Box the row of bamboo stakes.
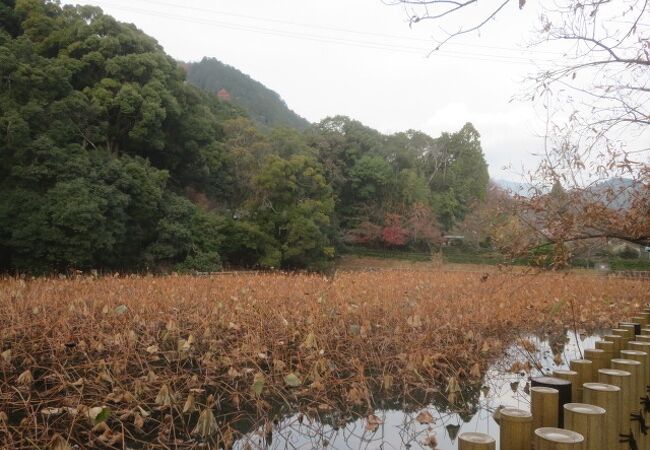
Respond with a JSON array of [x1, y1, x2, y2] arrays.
[[457, 308, 650, 450]]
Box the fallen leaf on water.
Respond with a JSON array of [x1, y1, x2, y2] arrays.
[[365, 414, 383, 432], [416, 410, 434, 424]]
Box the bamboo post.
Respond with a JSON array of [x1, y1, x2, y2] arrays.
[[595, 340, 615, 366], [531, 377, 571, 424], [621, 350, 650, 449], [583, 348, 606, 381], [612, 328, 633, 348], [640, 312, 650, 324], [531, 387, 560, 431], [627, 341, 650, 384], [583, 382, 622, 450], [563, 403, 606, 450], [616, 352, 647, 450], [635, 335, 650, 343], [642, 327, 650, 336], [499, 408, 532, 450], [632, 316, 648, 326], [611, 358, 642, 413], [533, 428, 584, 450], [552, 369, 579, 404], [459, 432, 496, 450], [620, 350, 648, 399], [569, 359, 593, 402], [598, 368, 633, 449], [602, 334, 624, 357], [620, 322, 641, 337]]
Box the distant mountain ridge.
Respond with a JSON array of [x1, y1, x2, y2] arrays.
[[494, 177, 639, 209], [493, 179, 537, 197], [183, 57, 310, 130]]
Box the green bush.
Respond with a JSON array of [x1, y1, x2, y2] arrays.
[[175, 251, 222, 273]]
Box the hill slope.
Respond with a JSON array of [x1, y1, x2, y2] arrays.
[[184, 58, 310, 130]]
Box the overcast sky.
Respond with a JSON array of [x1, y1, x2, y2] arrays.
[[68, 0, 563, 181]]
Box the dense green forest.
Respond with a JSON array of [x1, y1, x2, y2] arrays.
[[0, 0, 489, 274], [184, 57, 310, 131]]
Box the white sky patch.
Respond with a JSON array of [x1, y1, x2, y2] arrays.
[[68, 0, 562, 181]]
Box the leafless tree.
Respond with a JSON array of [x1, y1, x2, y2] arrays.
[[386, 0, 650, 256]]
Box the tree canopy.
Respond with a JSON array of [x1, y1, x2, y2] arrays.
[[0, 0, 491, 274]]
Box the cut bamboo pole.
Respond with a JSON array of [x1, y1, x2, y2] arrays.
[[459, 432, 496, 450], [584, 348, 606, 381], [583, 382, 622, 450], [627, 341, 650, 384], [599, 368, 633, 449], [620, 322, 641, 337], [569, 359, 593, 402], [612, 328, 633, 348], [602, 334, 624, 357], [531, 387, 560, 430], [552, 369, 579, 404], [620, 350, 648, 399], [563, 403, 606, 450], [534, 427, 584, 450], [595, 340, 615, 366], [531, 377, 571, 424], [499, 408, 532, 450], [611, 358, 642, 413], [616, 352, 647, 450], [621, 348, 650, 450], [639, 312, 650, 325]]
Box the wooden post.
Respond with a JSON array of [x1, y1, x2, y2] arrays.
[[633, 316, 648, 326], [531, 377, 571, 424], [621, 348, 650, 449], [602, 334, 624, 357], [620, 350, 648, 399], [620, 322, 641, 337], [595, 340, 615, 366], [612, 328, 633, 348], [499, 408, 532, 450], [598, 368, 633, 449], [635, 335, 650, 343], [641, 327, 650, 336], [569, 359, 593, 402], [611, 358, 642, 413], [563, 403, 606, 450], [584, 348, 606, 381], [552, 369, 579, 404], [583, 382, 622, 450], [615, 353, 647, 450], [459, 432, 496, 450], [627, 341, 650, 384], [531, 387, 560, 430], [534, 428, 584, 450], [640, 312, 650, 325]]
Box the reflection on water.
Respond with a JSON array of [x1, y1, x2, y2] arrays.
[[231, 330, 601, 450]]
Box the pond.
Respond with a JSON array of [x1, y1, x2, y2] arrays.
[[232, 330, 601, 450]]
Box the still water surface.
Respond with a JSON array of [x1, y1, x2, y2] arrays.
[[233, 331, 601, 450]]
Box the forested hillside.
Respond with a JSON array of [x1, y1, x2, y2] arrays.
[[0, 0, 489, 274], [184, 57, 310, 130]]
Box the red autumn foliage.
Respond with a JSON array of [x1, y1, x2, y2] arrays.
[[381, 214, 408, 246]]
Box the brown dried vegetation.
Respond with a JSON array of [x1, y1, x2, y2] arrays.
[[0, 271, 645, 448]]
